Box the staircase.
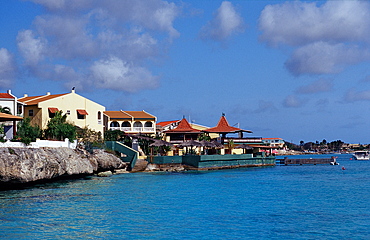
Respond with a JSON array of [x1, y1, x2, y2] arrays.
[[105, 141, 139, 171]]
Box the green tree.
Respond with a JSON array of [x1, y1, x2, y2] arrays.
[[14, 117, 42, 145], [77, 126, 104, 149], [0, 105, 12, 114], [44, 111, 76, 141], [0, 123, 5, 142], [104, 129, 125, 141]]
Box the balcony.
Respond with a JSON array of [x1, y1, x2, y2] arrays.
[[108, 127, 155, 133]]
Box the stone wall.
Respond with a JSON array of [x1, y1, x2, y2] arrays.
[[0, 147, 126, 187]]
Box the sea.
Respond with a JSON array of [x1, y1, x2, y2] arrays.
[[1, 154, 370, 239]]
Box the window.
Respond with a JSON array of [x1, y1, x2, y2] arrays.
[[122, 121, 131, 127], [133, 122, 143, 127], [144, 121, 153, 127], [28, 109, 34, 117], [17, 105, 22, 115], [76, 109, 88, 119], [48, 108, 59, 118], [66, 110, 71, 115], [110, 121, 119, 127], [97, 111, 101, 120]]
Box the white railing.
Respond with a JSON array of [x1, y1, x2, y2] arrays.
[[108, 127, 155, 133], [0, 138, 77, 149]]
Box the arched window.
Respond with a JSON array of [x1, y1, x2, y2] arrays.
[[122, 121, 131, 127], [110, 121, 119, 127], [98, 111, 101, 120], [144, 121, 153, 127], [133, 122, 143, 127]]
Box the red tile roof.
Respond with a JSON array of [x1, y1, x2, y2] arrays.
[[18, 93, 68, 105], [0, 112, 23, 121], [124, 111, 155, 119], [157, 120, 179, 127], [165, 118, 200, 133], [104, 111, 132, 119], [204, 116, 252, 133], [0, 93, 14, 99], [104, 110, 155, 120]]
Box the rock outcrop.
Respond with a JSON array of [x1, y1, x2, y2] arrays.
[[0, 147, 127, 186]]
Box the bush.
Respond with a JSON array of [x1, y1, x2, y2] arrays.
[[44, 111, 76, 141], [14, 117, 42, 145]]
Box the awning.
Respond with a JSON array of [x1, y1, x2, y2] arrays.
[[0, 112, 23, 122], [77, 109, 88, 115], [48, 107, 59, 113]]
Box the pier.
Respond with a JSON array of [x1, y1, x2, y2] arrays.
[[277, 156, 337, 165]]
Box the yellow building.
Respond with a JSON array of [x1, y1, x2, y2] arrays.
[[104, 110, 156, 135], [18, 89, 105, 133]]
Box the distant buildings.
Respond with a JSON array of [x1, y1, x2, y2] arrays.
[[2, 89, 290, 155]]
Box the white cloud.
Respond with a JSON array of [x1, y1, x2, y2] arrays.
[[296, 78, 333, 94], [17, 30, 46, 66], [200, 1, 244, 42], [0, 48, 16, 88], [259, 1, 370, 46], [17, 0, 180, 92], [90, 56, 159, 92], [283, 95, 305, 108], [345, 88, 370, 102], [259, 1, 370, 76], [253, 100, 277, 113], [286, 42, 370, 75]]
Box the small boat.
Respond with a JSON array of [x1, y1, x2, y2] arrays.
[[352, 151, 370, 160], [330, 157, 339, 165]]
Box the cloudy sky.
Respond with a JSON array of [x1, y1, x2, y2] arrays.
[[1, 0, 370, 144]]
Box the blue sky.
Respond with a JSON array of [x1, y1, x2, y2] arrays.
[[1, 0, 370, 144]]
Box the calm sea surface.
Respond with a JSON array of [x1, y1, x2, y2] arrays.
[[1, 154, 370, 239]]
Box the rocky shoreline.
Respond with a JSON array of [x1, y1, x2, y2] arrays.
[[0, 147, 128, 190]]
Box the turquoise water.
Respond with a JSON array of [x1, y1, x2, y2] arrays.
[[1, 154, 370, 239]]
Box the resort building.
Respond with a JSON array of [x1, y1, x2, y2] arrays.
[[0, 90, 24, 139], [104, 110, 156, 136], [157, 120, 219, 139], [163, 118, 201, 143], [262, 138, 285, 148], [18, 89, 105, 133]]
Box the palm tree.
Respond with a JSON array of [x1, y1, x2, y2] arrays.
[[0, 105, 12, 115]]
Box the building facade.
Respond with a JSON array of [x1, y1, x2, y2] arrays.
[[18, 89, 105, 133], [104, 110, 156, 135], [0, 90, 24, 139]]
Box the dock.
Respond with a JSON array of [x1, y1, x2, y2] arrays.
[[277, 156, 337, 165]]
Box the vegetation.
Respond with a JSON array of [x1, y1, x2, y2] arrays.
[[293, 139, 346, 152], [104, 129, 125, 141], [44, 111, 76, 141], [0, 123, 5, 142], [0, 105, 12, 115], [76, 126, 104, 150], [198, 133, 211, 142], [14, 117, 42, 145]]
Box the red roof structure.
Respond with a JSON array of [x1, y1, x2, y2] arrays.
[[164, 118, 200, 133], [157, 120, 179, 127], [0, 93, 14, 99], [204, 115, 252, 134]]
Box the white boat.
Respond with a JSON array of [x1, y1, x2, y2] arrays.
[[353, 151, 370, 160], [330, 157, 339, 165]]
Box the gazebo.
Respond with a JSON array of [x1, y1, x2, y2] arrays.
[[163, 118, 201, 143], [203, 114, 253, 154], [203, 114, 252, 141], [0, 112, 23, 139]]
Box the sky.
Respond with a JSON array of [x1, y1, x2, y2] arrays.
[[1, 0, 370, 144]]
